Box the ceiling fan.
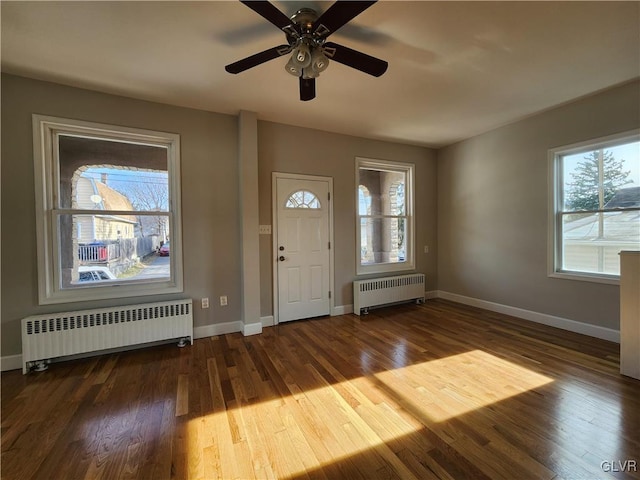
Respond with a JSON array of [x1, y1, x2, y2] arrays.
[[225, 0, 388, 101]]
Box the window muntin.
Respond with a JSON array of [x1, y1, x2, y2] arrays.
[[356, 158, 414, 275], [550, 132, 640, 281], [33, 115, 183, 304], [285, 190, 321, 209]]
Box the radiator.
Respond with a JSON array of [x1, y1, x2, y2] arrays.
[[21, 299, 193, 374], [353, 273, 425, 315]]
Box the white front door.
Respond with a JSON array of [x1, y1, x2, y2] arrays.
[[275, 176, 331, 323]]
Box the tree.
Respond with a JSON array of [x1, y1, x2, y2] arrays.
[[565, 150, 631, 211], [114, 177, 169, 239]]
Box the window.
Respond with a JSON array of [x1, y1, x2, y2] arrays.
[[356, 158, 414, 275], [33, 115, 183, 304], [549, 131, 640, 283], [285, 190, 321, 209]]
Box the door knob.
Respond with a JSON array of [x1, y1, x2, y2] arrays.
[[279, 256, 285, 262], [279, 246, 285, 251]]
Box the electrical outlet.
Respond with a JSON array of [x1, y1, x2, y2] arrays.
[[424, 245, 429, 254], [220, 295, 228, 306], [201, 298, 209, 309]]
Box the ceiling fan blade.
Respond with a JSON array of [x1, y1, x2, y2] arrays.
[[225, 45, 291, 74], [312, 1, 377, 38], [300, 77, 316, 101], [240, 1, 298, 33], [324, 42, 388, 77]]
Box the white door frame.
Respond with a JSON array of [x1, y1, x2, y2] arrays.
[[272, 172, 335, 325]]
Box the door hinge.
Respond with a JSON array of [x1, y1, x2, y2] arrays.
[[328, 192, 331, 201], [329, 291, 331, 299], [328, 241, 331, 249]]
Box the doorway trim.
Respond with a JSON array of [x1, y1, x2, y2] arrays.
[[272, 172, 335, 325]]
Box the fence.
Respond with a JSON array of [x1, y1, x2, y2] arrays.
[[78, 243, 120, 263], [78, 237, 160, 275], [137, 236, 160, 259]]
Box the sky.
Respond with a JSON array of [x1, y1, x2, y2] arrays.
[[563, 140, 640, 189], [81, 167, 169, 212], [82, 167, 168, 191]]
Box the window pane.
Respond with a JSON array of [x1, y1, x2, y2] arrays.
[[358, 186, 371, 215], [562, 141, 640, 212], [360, 217, 407, 265], [57, 214, 170, 288], [59, 135, 169, 212], [358, 168, 406, 215], [562, 210, 640, 275], [285, 190, 321, 209]]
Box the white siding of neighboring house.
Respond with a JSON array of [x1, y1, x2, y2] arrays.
[[94, 216, 135, 241], [74, 176, 137, 243], [75, 176, 98, 209], [76, 216, 95, 244], [564, 210, 640, 274], [75, 176, 99, 243]]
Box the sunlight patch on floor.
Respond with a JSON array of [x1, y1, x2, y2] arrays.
[[373, 349, 554, 423], [182, 350, 554, 479]]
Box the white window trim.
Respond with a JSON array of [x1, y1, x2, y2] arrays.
[[33, 114, 184, 304], [547, 129, 640, 285], [355, 157, 415, 276]]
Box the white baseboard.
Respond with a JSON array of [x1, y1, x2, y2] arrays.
[[425, 290, 438, 300], [333, 304, 353, 315], [194, 321, 243, 339], [1, 354, 23, 372], [261, 315, 274, 328], [195, 320, 263, 338], [243, 322, 262, 336], [436, 290, 620, 343]]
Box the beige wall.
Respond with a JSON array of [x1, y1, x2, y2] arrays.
[[1, 74, 242, 356], [3, 71, 634, 360], [1, 74, 438, 358], [437, 80, 640, 330], [257, 121, 438, 316]]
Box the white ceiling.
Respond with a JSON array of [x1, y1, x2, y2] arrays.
[[2, 1, 638, 148]]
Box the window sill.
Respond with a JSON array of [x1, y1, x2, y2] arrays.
[[39, 280, 183, 305], [357, 261, 415, 277], [548, 271, 620, 286]]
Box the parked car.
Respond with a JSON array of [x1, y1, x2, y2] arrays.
[[78, 266, 117, 282], [159, 242, 170, 256]]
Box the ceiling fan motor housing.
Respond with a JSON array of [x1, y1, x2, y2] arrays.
[[290, 8, 318, 33], [286, 9, 326, 55]]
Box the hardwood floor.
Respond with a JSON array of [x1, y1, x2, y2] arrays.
[[2, 299, 639, 479]]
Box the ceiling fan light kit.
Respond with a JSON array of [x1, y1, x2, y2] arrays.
[[225, 0, 388, 101], [288, 42, 329, 79]]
